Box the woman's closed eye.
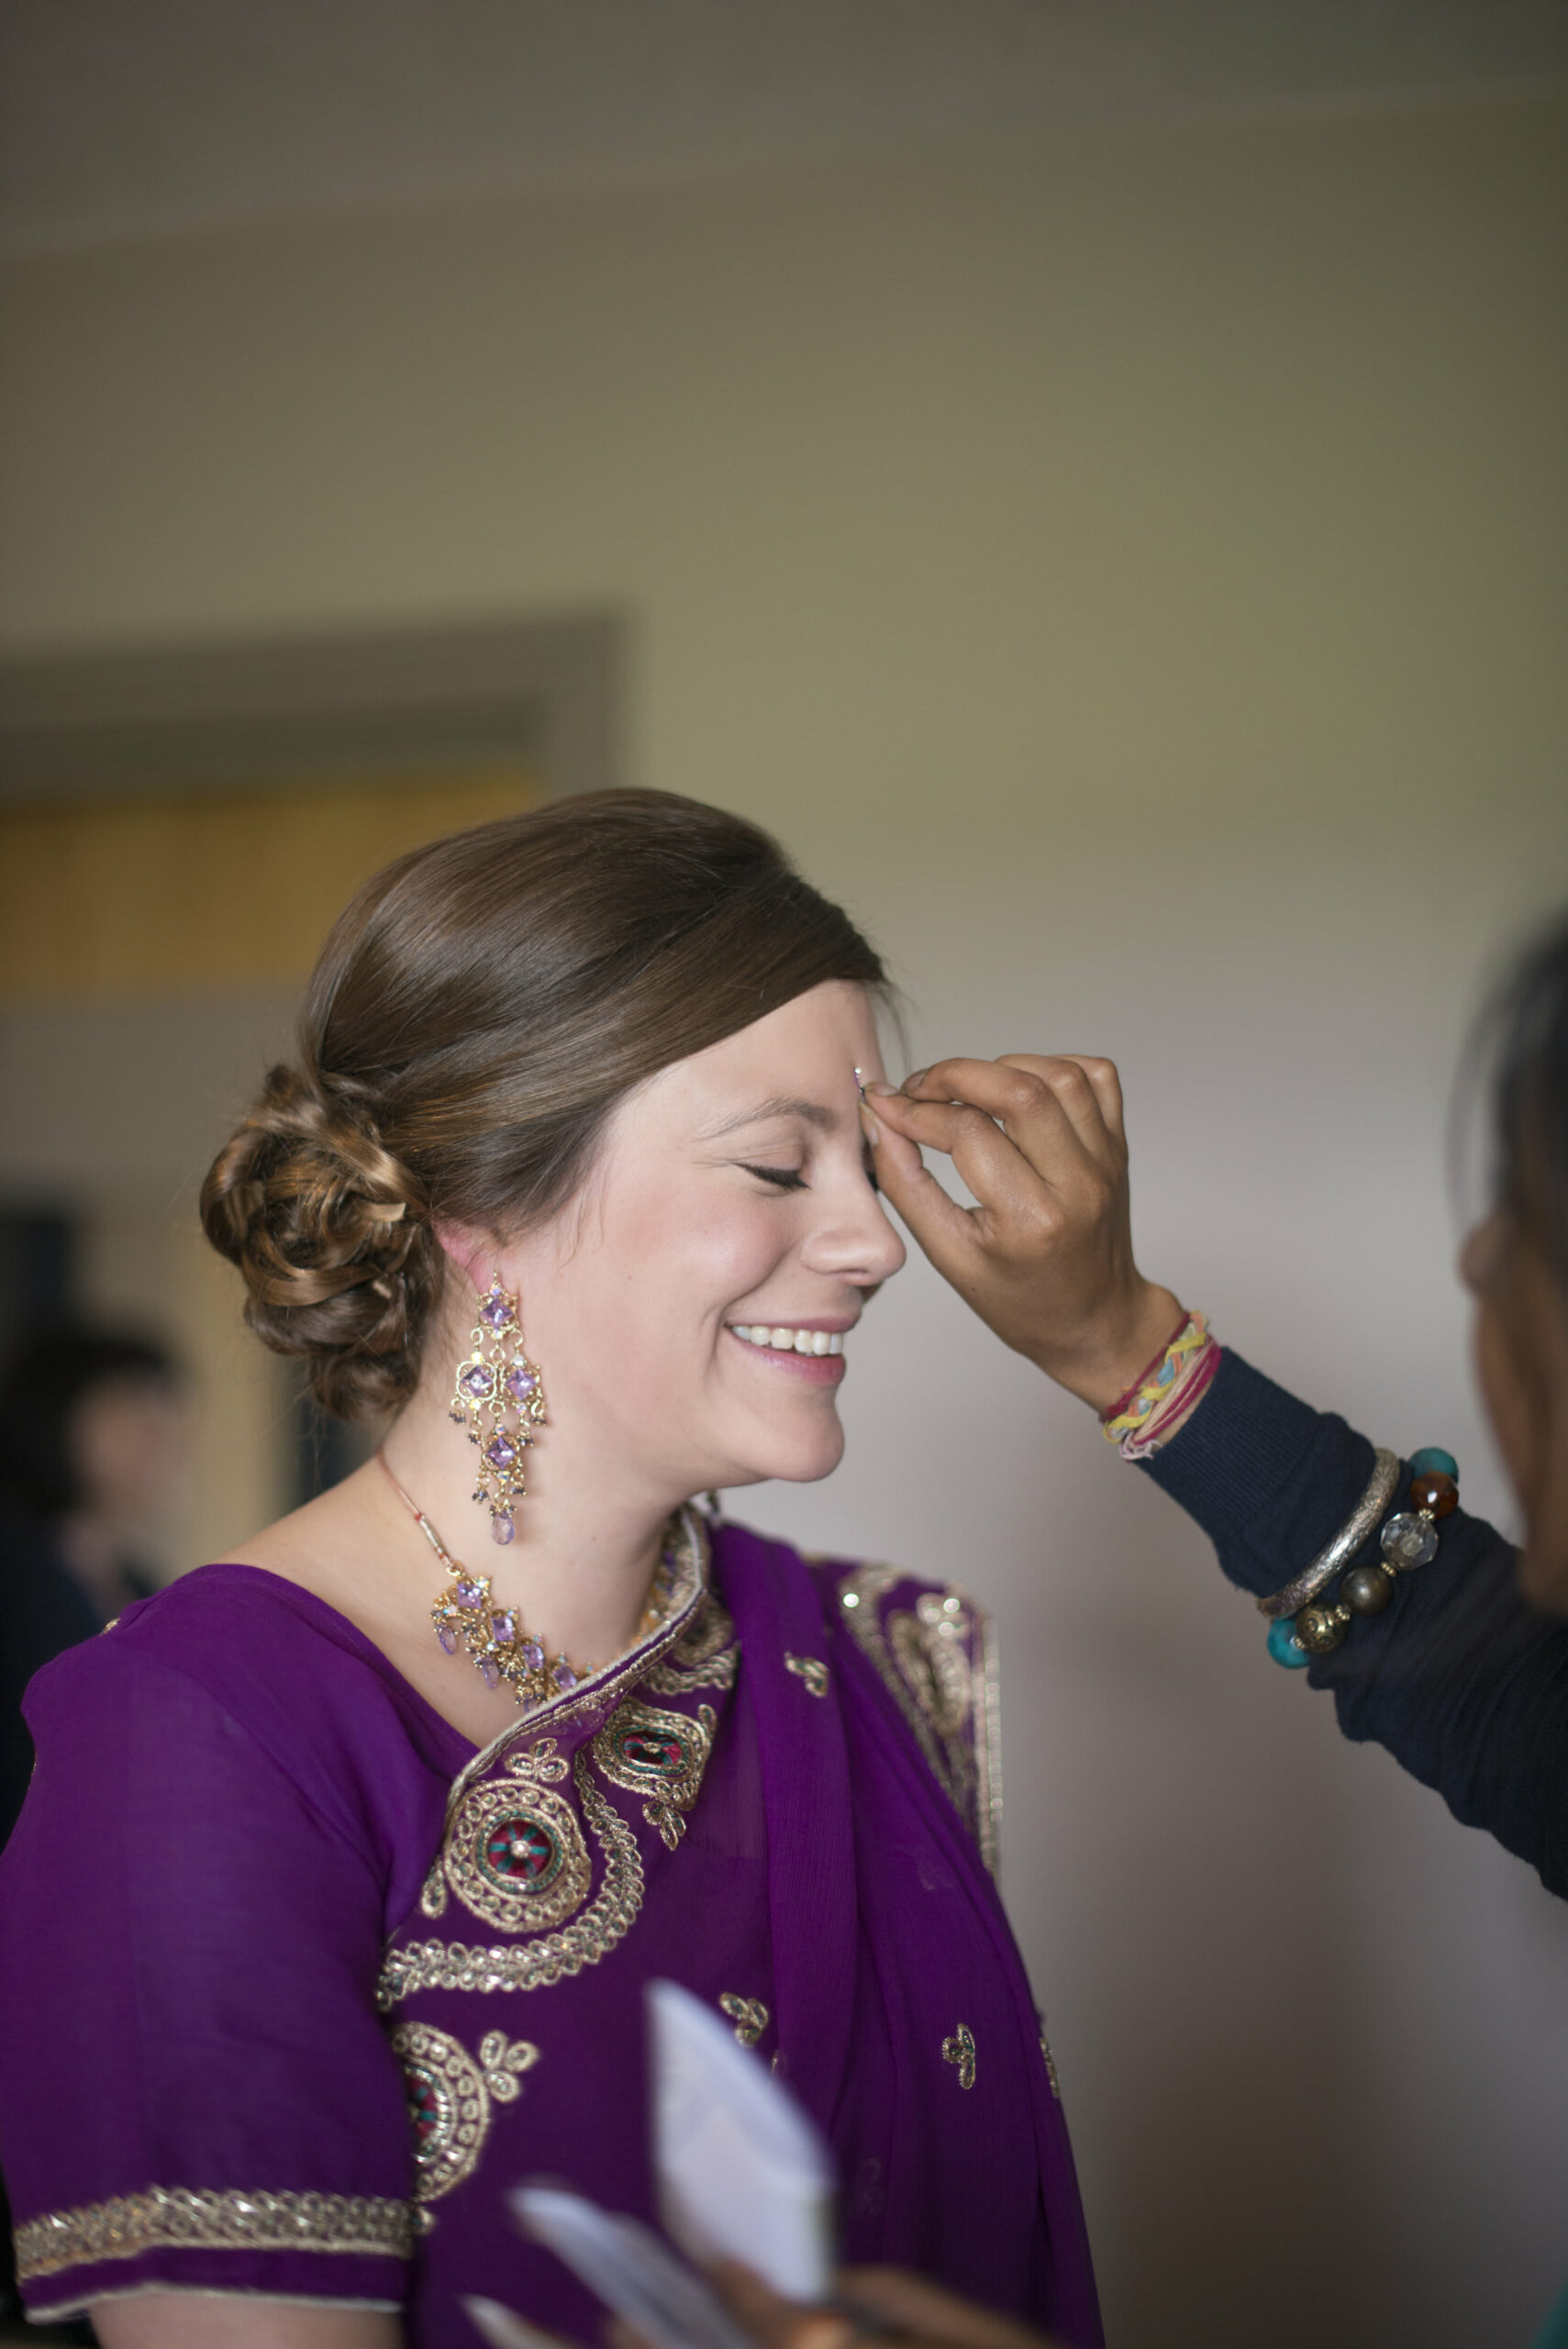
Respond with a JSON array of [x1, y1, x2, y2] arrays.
[[742, 1163, 808, 1191]]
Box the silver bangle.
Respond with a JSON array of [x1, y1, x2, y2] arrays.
[[1257, 1448, 1401, 1620]]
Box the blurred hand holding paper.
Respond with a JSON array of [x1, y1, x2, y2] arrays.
[[503, 1980, 835, 2343], [510, 2186, 753, 2349], [650, 1977, 834, 2299]]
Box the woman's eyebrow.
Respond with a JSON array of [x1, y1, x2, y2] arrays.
[[699, 1095, 840, 1140]]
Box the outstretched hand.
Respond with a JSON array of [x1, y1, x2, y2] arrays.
[[862, 1054, 1182, 1415]]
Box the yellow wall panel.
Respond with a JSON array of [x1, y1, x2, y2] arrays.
[[0, 768, 543, 1002]]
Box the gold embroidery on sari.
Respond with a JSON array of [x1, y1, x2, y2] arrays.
[[643, 1588, 738, 1695], [15, 2188, 417, 2283], [590, 1698, 716, 1850], [784, 1652, 829, 1698], [393, 2022, 538, 2203], [442, 1764, 592, 1934], [941, 2024, 977, 2091], [378, 1753, 644, 2007], [836, 1564, 1003, 1876], [717, 1995, 770, 2046]]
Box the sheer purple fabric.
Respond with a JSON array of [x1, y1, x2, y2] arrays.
[[0, 1520, 1100, 2346]]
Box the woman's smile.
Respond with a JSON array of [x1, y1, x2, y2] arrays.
[[727, 1318, 851, 1383]]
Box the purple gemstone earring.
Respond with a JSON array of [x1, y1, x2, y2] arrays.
[[449, 1277, 548, 1544]]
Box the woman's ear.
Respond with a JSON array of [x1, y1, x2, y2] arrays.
[[432, 1219, 490, 1294]]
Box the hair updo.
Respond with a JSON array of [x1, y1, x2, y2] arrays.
[[201, 789, 886, 1421]]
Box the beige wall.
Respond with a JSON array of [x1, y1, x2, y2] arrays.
[[4, 94, 1567, 2346]]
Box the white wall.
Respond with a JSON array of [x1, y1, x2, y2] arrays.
[[4, 95, 1568, 2346]]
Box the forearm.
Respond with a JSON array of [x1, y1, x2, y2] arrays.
[[1142, 1349, 1568, 1897]]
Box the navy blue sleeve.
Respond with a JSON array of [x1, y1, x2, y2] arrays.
[[1141, 1349, 1568, 1898]]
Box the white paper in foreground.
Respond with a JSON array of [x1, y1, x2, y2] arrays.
[[511, 2186, 752, 2349], [649, 1976, 835, 2299]]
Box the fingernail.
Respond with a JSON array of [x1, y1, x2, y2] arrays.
[[903, 1068, 928, 1090], [864, 1081, 897, 1098], [859, 1105, 882, 1145]]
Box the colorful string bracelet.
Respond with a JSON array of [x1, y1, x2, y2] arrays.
[[1101, 1310, 1220, 1462], [1263, 1446, 1460, 1670]]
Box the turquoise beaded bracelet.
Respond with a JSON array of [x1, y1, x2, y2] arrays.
[[1266, 1446, 1460, 1670]]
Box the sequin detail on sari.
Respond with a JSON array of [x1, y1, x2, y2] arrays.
[[394, 2022, 539, 2202], [590, 1698, 717, 1850], [15, 2188, 417, 2282], [378, 1753, 644, 2007], [836, 1566, 1003, 1876]]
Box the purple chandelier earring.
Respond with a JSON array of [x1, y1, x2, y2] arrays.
[[449, 1277, 548, 1545]]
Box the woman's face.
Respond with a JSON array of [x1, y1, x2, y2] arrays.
[[501, 981, 906, 1507], [1461, 1197, 1568, 1613]]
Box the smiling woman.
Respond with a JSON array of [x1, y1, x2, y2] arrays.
[[0, 793, 1099, 2349]]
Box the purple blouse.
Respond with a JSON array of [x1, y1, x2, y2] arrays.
[[0, 1514, 1100, 2345]]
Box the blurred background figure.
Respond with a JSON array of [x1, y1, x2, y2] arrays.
[[0, 1326, 186, 2347], [0, 1326, 187, 1850]]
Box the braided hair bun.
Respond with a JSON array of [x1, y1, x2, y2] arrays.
[[201, 1064, 439, 1420]]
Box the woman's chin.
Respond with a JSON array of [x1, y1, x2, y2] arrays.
[[724, 1421, 847, 1489]]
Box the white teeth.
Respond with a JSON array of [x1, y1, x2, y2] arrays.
[[731, 1324, 847, 1355]]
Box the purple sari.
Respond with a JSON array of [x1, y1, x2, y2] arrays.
[[0, 1514, 1100, 2345]]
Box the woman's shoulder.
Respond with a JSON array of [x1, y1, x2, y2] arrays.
[[25, 1560, 468, 1800], [715, 1519, 1001, 1868]]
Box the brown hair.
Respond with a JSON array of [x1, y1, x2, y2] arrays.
[[201, 789, 886, 1420]]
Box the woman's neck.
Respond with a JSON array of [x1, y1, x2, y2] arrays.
[[371, 1390, 677, 1675]]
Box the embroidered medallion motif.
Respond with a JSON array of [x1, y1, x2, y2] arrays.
[[837, 1564, 1002, 1876], [442, 1751, 591, 1934], [941, 2023, 977, 2091], [718, 1994, 770, 2047], [591, 1698, 717, 1850], [15, 2188, 417, 2283], [784, 1652, 829, 1698], [379, 1753, 645, 2006], [394, 2021, 539, 2203], [643, 1588, 739, 1696]]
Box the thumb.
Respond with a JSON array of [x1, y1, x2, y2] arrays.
[[863, 1096, 977, 1287]]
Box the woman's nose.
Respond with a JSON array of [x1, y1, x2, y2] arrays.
[[812, 1177, 906, 1286], [1460, 1211, 1503, 1296]]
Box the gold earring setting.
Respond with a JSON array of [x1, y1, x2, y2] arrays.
[[450, 1277, 548, 1545]]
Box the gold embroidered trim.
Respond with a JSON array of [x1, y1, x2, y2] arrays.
[[1040, 2031, 1062, 2101], [441, 1508, 711, 1813], [379, 1751, 644, 2006], [591, 1698, 717, 1850], [643, 1588, 739, 1695], [393, 2022, 538, 2203], [15, 2188, 417, 2283], [837, 1564, 1003, 1876], [941, 2023, 977, 2091], [784, 1652, 829, 1698], [718, 1994, 770, 2047]]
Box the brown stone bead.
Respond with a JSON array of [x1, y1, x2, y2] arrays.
[[1342, 1564, 1395, 1616], [1296, 1604, 1348, 1655], [1407, 1470, 1458, 1520]]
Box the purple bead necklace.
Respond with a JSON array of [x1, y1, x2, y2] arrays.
[[376, 1449, 680, 1710]]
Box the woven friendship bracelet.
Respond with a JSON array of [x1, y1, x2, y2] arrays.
[[1102, 1311, 1214, 1453]]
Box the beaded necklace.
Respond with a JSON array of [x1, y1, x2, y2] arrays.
[[375, 1450, 679, 1710]]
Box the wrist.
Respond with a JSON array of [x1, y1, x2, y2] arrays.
[[1032, 1284, 1185, 1414]]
